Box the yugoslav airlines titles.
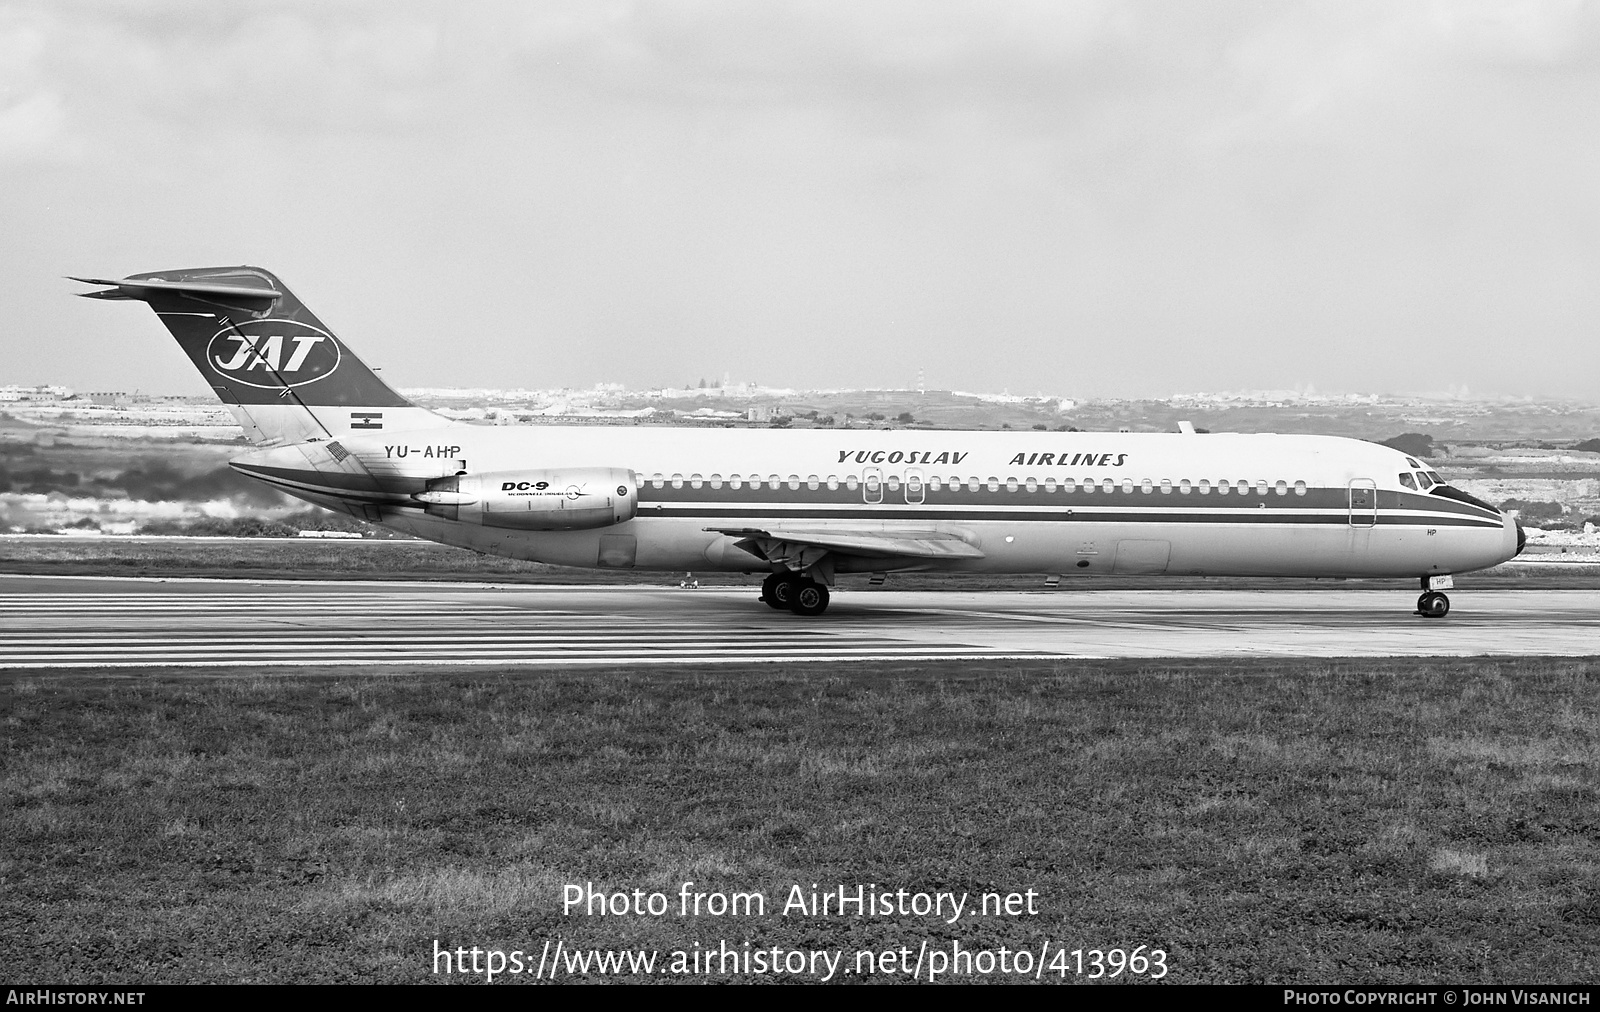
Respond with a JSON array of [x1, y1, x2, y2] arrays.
[[836, 448, 1130, 467]]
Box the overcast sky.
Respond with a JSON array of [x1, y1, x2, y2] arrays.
[[3, 1, 1598, 399]]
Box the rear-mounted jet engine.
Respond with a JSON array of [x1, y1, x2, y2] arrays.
[[413, 468, 637, 530]]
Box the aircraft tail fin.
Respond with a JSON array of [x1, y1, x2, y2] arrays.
[[73, 266, 449, 446]]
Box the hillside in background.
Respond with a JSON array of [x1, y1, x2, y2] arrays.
[[3, 387, 1599, 537]]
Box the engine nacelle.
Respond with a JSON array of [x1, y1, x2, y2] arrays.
[[413, 468, 637, 531]]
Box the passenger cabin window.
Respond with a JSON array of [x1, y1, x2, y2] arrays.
[[1399, 473, 1417, 490], [1274, 480, 1287, 496], [1179, 479, 1191, 494], [1293, 480, 1307, 496], [690, 474, 703, 488], [710, 474, 722, 488]]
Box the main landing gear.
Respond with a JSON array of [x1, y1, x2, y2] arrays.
[[761, 572, 831, 616]]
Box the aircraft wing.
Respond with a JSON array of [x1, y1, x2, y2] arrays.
[[706, 526, 986, 562]]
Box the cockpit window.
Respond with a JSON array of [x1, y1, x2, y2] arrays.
[[1425, 471, 1442, 484], [1428, 483, 1500, 514], [1415, 472, 1434, 489], [1398, 473, 1417, 490], [1405, 457, 1421, 468]]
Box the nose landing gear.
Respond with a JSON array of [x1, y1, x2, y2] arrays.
[[1416, 591, 1450, 618], [1416, 575, 1453, 618], [760, 572, 831, 616]]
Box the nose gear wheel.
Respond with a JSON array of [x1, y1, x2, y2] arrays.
[[1417, 591, 1450, 618]]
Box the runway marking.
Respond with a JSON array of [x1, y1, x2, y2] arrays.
[[4, 582, 1600, 668], [0, 589, 1055, 668]]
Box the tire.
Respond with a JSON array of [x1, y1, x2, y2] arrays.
[[767, 575, 801, 610], [1419, 592, 1450, 618], [761, 573, 788, 609], [789, 581, 830, 616]]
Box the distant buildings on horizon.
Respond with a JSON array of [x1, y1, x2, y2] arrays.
[[0, 381, 1587, 412]]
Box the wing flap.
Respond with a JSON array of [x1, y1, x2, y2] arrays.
[[707, 526, 985, 560]]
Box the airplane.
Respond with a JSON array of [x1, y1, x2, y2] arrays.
[[72, 266, 1524, 618]]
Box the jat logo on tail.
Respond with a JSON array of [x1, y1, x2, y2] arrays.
[[205, 320, 341, 389]]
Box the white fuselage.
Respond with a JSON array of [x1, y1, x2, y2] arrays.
[[236, 424, 1521, 581]]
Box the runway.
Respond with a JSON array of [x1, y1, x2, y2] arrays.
[[2, 576, 1598, 669]]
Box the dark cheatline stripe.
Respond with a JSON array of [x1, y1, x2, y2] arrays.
[[646, 504, 1501, 529], [638, 483, 1502, 521]]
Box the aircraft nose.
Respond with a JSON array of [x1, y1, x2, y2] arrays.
[[1500, 511, 1526, 559]]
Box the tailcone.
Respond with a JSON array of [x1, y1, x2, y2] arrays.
[[229, 440, 387, 504]]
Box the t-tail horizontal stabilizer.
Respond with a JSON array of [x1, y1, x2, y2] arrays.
[[70, 275, 285, 308], [72, 266, 451, 446]]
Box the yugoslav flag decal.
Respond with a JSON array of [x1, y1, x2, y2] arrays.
[[206, 319, 342, 389]]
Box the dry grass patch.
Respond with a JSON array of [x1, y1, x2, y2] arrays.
[[312, 866, 566, 917], [1430, 849, 1491, 879]]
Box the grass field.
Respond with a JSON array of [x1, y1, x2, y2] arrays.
[[2, 659, 1597, 984]]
